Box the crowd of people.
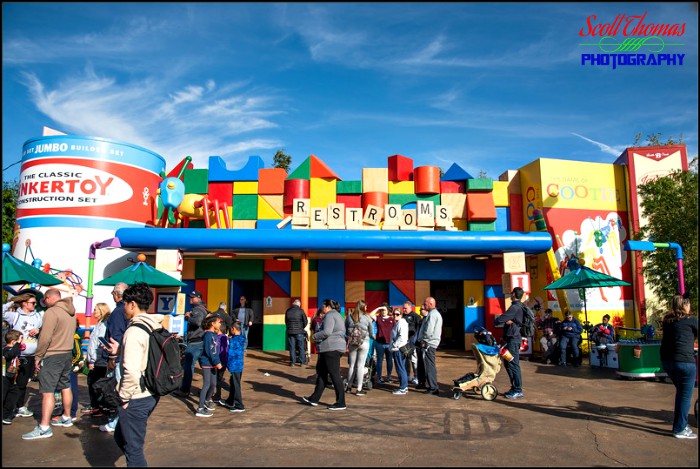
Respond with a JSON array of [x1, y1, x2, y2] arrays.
[[2, 285, 697, 466]]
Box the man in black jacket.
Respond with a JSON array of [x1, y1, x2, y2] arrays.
[[174, 291, 208, 396], [494, 287, 525, 400], [402, 301, 422, 384], [285, 299, 308, 366]]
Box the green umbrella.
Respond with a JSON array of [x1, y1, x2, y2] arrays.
[[543, 264, 630, 344], [2, 244, 63, 287], [95, 261, 186, 288]]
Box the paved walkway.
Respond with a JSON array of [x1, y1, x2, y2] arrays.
[[2, 349, 698, 467]]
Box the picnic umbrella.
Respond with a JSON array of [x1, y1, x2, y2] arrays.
[[95, 254, 186, 288], [543, 261, 630, 344], [2, 243, 63, 287]]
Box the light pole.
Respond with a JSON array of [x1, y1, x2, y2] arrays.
[[85, 237, 122, 329]]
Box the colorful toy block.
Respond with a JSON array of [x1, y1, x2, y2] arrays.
[[336, 180, 362, 194], [414, 166, 441, 194], [309, 177, 337, 208], [466, 192, 497, 221], [232, 219, 256, 229], [264, 259, 292, 272], [258, 168, 287, 195], [390, 279, 415, 304], [362, 168, 388, 193], [441, 162, 473, 181], [440, 180, 465, 193], [387, 154, 413, 182], [337, 194, 361, 209], [387, 193, 441, 208], [257, 195, 284, 219], [207, 182, 233, 207], [509, 193, 524, 231], [233, 181, 258, 194], [232, 194, 258, 220], [468, 221, 495, 231], [415, 259, 485, 280], [208, 155, 265, 182], [492, 181, 509, 206], [466, 178, 494, 192], [264, 272, 289, 297], [183, 168, 209, 194], [494, 207, 510, 231], [286, 154, 341, 180], [345, 281, 365, 303], [388, 181, 414, 194], [345, 259, 414, 281], [439, 193, 467, 219]]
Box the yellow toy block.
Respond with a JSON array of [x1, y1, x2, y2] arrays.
[[440, 193, 467, 219], [388, 180, 414, 194], [453, 219, 468, 231], [362, 168, 388, 193], [492, 181, 509, 207], [291, 271, 318, 297], [463, 280, 485, 307], [233, 181, 258, 194], [262, 298, 291, 324], [258, 195, 283, 220], [181, 258, 196, 280], [207, 279, 229, 311], [310, 178, 337, 208], [261, 195, 284, 217]]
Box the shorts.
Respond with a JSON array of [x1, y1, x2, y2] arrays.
[[38, 353, 72, 393]]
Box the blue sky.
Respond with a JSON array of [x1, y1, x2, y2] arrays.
[[3, 3, 698, 183]]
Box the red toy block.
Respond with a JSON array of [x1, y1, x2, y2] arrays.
[[388, 154, 413, 182], [509, 193, 524, 231], [440, 180, 465, 194], [466, 192, 497, 221], [207, 182, 233, 206], [195, 280, 208, 303], [484, 258, 504, 285], [345, 260, 414, 281], [258, 168, 287, 195], [264, 259, 292, 272], [264, 273, 288, 298], [337, 194, 362, 208], [366, 290, 389, 310], [485, 297, 505, 341], [391, 279, 415, 304]]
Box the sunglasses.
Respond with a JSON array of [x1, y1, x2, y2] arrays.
[[393, 312, 401, 316]]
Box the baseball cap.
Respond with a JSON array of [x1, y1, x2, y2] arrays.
[[188, 290, 203, 299]]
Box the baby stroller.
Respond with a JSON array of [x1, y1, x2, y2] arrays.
[[452, 327, 502, 401]]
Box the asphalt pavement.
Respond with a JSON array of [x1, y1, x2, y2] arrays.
[[2, 349, 698, 467]]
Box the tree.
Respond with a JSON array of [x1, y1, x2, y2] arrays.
[[633, 132, 683, 146], [2, 179, 19, 246], [636, 156, 698, 316], [272, 150, 292, 173]]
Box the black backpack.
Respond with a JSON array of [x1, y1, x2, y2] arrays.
[[131, 322, 184, 396], [518, 304, 536, 338]]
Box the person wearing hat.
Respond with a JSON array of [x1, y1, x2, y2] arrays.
[[174, 290, 209, 397], [558, 310, 583, 367], [494, 287, 526, 399], [537, 308, 560, 364]]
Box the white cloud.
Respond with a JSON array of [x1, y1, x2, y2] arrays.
[[571, 133, 627, 156]]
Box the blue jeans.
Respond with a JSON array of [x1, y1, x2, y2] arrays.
[[181, 341, 204, 393], [392, 350, 408, 390], [288, 333, 307, 365], [374, 342, 393, 380], [662, 360, 697, 434], [115, 395, 159, 467], [559, 335, 580, 365], [504, 337, 522, 393], [69, 370, 78, 418], [242, 327, 250, 349]]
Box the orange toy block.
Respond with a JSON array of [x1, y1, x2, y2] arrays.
[[466, 192, 497, 221], [258, 168, 288, 194]]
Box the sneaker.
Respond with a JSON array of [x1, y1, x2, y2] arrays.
[[2, 418, 12, 425], [204, 401, 216, 411], [504, 391, 524, 399], [22, 425, 53, 440], [392, 388, 408, 395], [673, 426, 698, 439], [229, 407, 246, 413], [296, 362, 302, 367], [99, 424, 115, 433], [327, 404, 347, 410], [302, 396, 318, 407], [195, 408, 213, 417], [16, 407, 34, 418], [415, 384, 426, 390], [217, 399, 229, 407], [81, 406, 94, 414], [51, 415, 74, 427], [355, 390, 366, 396], [378, 378, 387, 384], [410, 378, 419, 385]]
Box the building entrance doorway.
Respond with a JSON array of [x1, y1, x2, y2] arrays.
[[230, 280, 264, 349], [430, 281, 464, 349]]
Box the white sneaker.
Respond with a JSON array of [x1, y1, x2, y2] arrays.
[[16, 407, 34, 418], [99, 424, 115, 433], [195, 408, 213, 417], [392, 388, 408, 395], [674, 426, 698, 439]]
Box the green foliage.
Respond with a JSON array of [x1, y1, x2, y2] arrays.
[[272, 150, 292, 173], [2, 179, 19, 246], [633, 132, 683, 146], [636, 157, 698, 314]]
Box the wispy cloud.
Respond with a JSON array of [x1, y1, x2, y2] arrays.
[[571, 133, 627, 156]]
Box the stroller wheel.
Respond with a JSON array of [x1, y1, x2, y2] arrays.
[[481, 383, 498, 401], [452, 390, 461, 400], [472, 387, 480, 395]]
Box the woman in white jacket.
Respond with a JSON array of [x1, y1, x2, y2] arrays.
[[84, 303, 111, 414], [389, 308, 409, 395]]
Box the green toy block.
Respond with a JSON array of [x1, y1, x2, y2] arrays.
[[286, 158, 311, 180], [466, 178, 493, 192], [184, 168, 209, 194], [195, 259, 264, 279], [262, 324, 287, 351], [366, 280, 388, 291], [337, 180, 362, 194], [468, 221, 496, 231], [233, 194, 258, 220], [388, 193, 441, 207]]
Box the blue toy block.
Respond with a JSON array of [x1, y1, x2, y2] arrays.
[[415, 259, 484, 280], [208, 155, 266, 182], [256, 219, 291, 230], [495, 207, 510, 232], [267, 271, 291, 296], [317, 259, 345, 305], [441, 162, 474, 181], [464, 306, 485, 333], [389, 282, 411, 306], [484, 285, 504, 298]]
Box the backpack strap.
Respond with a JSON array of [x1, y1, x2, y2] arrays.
[[131, 322, 154, 335]]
